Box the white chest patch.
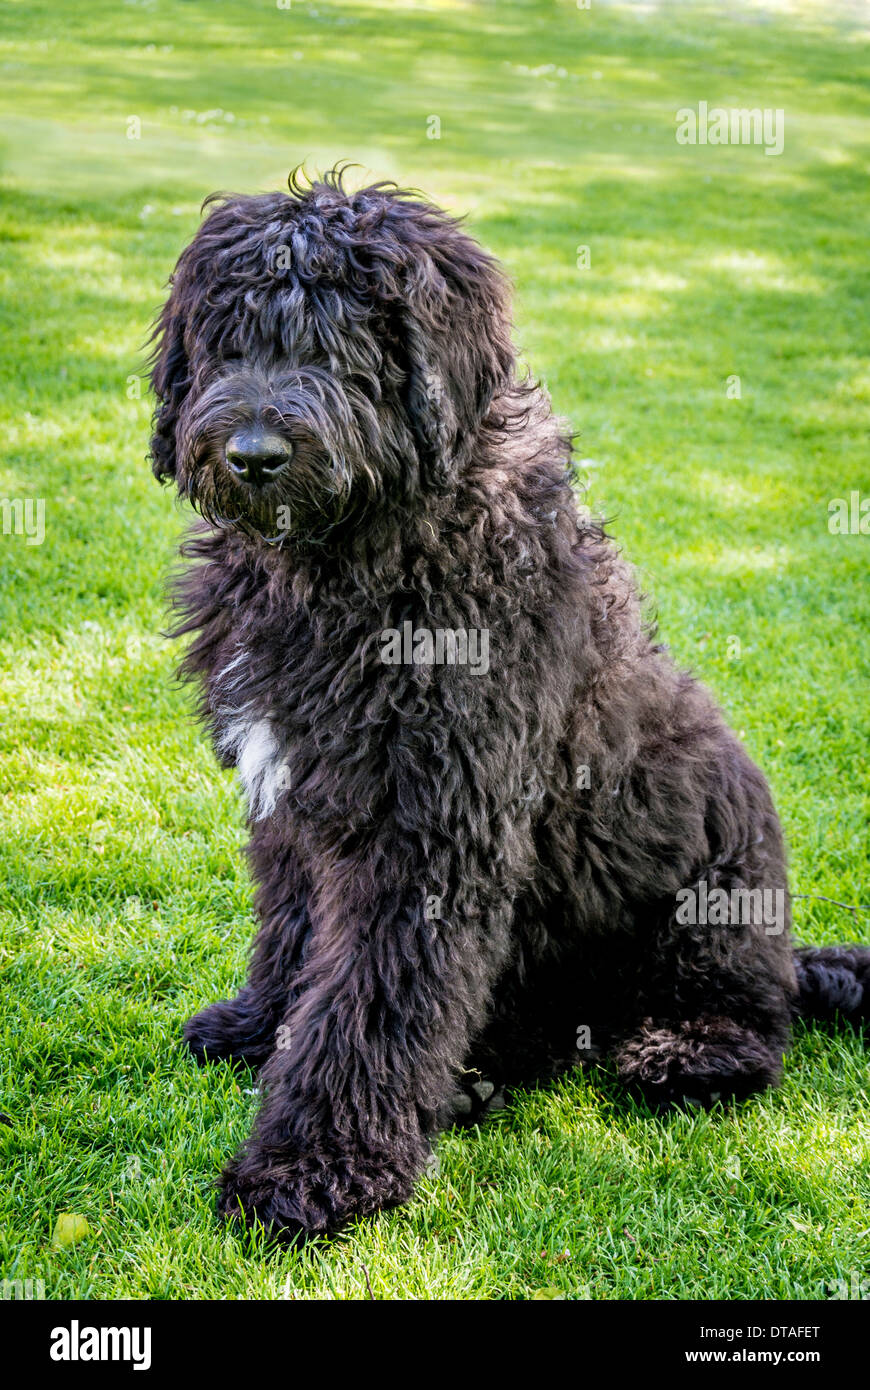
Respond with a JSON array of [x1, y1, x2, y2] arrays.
[[214, 646, 286, 821], [218, 712, 283, 821]]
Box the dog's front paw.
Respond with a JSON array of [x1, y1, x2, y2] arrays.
[[218, 1152, 313, 1243], [217, 1141, 424, 1241]]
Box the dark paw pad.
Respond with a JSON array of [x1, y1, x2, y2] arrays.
[[441, 1075, 506, 1128]]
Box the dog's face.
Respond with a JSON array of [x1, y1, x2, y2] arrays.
[[149, 170, 515, 542]]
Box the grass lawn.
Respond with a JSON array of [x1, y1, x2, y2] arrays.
[[0, 0, 868, 1300]]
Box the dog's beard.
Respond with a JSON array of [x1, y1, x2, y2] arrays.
[[175, 368, 382, 544], [182, 434, 354, 545]]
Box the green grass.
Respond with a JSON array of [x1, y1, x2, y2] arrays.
[[1, 0, 868, 1300]]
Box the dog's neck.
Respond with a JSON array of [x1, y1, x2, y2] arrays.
[[205, 449, 580, 603]]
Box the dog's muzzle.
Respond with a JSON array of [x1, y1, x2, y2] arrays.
[[225, 428, 293, 488]]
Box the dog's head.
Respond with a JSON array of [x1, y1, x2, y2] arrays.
[[149, 168, 515, 542]]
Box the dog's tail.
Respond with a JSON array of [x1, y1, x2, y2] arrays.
[[792, 945, 870, 1026]]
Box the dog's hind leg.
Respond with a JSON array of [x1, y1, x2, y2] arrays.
[[184, 848, 311, 1068], [612, 863, 796, 1110], [613, 1014, 788, 1110]]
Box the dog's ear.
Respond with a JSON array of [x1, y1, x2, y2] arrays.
[[401, 263, 460, 492], [148, 284, 190, 483], [400, 232, 515, 492]]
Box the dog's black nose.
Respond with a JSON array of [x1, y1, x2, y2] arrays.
[[225, 430, 293, 486]]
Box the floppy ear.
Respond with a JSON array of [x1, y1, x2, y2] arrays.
[[401, 240, 515, 492], [402, 292, 459, 492], [148, 287, 190, 482]]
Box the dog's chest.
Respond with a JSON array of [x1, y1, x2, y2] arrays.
[[208, 627, 390, 829], [216, 702, 284, 822]]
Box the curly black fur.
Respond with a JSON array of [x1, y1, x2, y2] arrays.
[[148, 168, 869, 1241]]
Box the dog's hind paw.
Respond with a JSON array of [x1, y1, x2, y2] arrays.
[[183, 995, 276, 1069], [613, 1016, 784, 1111]]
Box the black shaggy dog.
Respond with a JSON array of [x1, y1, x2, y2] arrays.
[[149, 168, 869, 1241]]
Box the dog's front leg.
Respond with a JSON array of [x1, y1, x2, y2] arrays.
[[216, 824, 522, 1240], [183, 845, 312, 1068]]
